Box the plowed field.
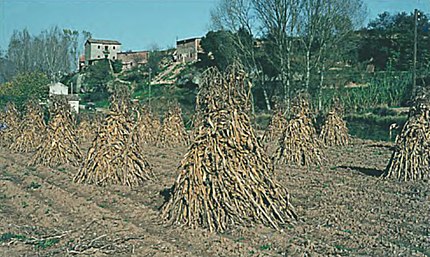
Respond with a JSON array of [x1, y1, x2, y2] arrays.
[[0, 139, 429, 256]]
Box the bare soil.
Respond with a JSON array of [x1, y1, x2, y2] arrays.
[[0, 138, 429, 256]]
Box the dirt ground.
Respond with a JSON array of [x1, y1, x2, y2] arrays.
[[0, 138, 429, 256]]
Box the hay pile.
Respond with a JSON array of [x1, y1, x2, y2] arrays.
[[29, 97, 82, 167], [0, 102, 21, 147], [157, 104, 189, 147], [77, 113, 102, 144], [74, 89, 153, 186], [10, 100, 46, 153], [161, 66, 296, 232], [274, 98, 325, 166], [136, 104, 160, 145], [263, 109, 287, 142], [384, 103, 430, 181], [319, 104, 349, 146]]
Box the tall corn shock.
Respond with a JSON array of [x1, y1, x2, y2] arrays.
[[0, 102, 21, 147], [262, 109, 287, 143], [10, 100, 46, 153], [77, 113, 95, 144], [161, 65, 297, 232], [156, 103, 189, 147], [74, 88, 153, 187], [274, 98, 325, 167], [29, 97, 82, 167], [384, 103, 430, 181], [319, 105, 349, 147], [136, 104, 160, 145]]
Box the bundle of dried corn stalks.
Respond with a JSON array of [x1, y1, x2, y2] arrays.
[[29, 97, 82, 167], [0, 102, 21, 147], [274, 98, 325, 166], [10, 100, 46, 153], [161, 65, 296, 232], [319, 104, 349, 146], [77, 113, 97, 144], [384, 103, 430, 181], [263, 109, 287, 142], [74, 88, 153, 186], [136, 104, 160, 145], [156, 104, 189, 147]]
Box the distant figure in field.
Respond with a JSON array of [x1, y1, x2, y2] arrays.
[[389, 123, 399, 140]]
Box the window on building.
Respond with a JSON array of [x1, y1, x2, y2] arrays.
[[98, 45, 100, 49], [113, 57, 115, 60], [105, 46, 108, 50], [98, 55, 100, 58], [113, 46, 116, 50]]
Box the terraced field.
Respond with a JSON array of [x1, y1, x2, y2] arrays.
[[0, 139, 429, 256]]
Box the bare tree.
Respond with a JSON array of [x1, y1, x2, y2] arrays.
[[252, 0, 301, 110], [211, 0, 273, 111], [6, 27, 90, 81], [297, 0, 366, 110]]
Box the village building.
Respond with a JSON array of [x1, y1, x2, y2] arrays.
[[49, 82, 69, 96], [117, 50, 149, 70], [48, 82, 80, 113], [84, 38, 122, 65], [176, 37, 203, 63]]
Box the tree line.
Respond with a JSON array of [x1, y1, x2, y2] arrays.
[[0, 27, 91, 83], [201, 0, 430, 112]]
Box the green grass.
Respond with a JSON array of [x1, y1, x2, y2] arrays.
[[0, 232, 60, 249], [35, 238, 60, 249], [259, 243, 271, 250], [0, 232, 27, 242], [28, 181, 41, 189], [346, 113, 407, 141]]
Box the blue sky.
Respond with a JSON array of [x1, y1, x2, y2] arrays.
[[1, 0, 430, 52]]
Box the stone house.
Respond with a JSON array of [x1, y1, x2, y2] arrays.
[[176, 37, 203, 63], [84, 38, 122, 65], [117, 50, 149, 70]]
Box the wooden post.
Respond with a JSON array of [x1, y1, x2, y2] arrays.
[[413, 9, 418, 98]]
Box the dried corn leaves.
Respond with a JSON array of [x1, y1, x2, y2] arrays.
[[384, 103, 430, 181], [74, 90, 153, 186], [136, 105, 160, 145], [0, 102, 21, 147], [263, 109, 287, 143], [319, 107, 349, 147], [274, 98, 325, 167], [161, 66, 296, 232], [10, 100, 46, 153], [157, 104, 189, 147], [29, 97, 82, 167]]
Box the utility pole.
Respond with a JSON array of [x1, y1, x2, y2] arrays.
[[413, 9, 419, 98], [148, 67, 152, 106]]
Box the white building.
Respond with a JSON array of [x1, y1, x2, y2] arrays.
[[48, 82, 80, 113], [49, 82, 68, 96]]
